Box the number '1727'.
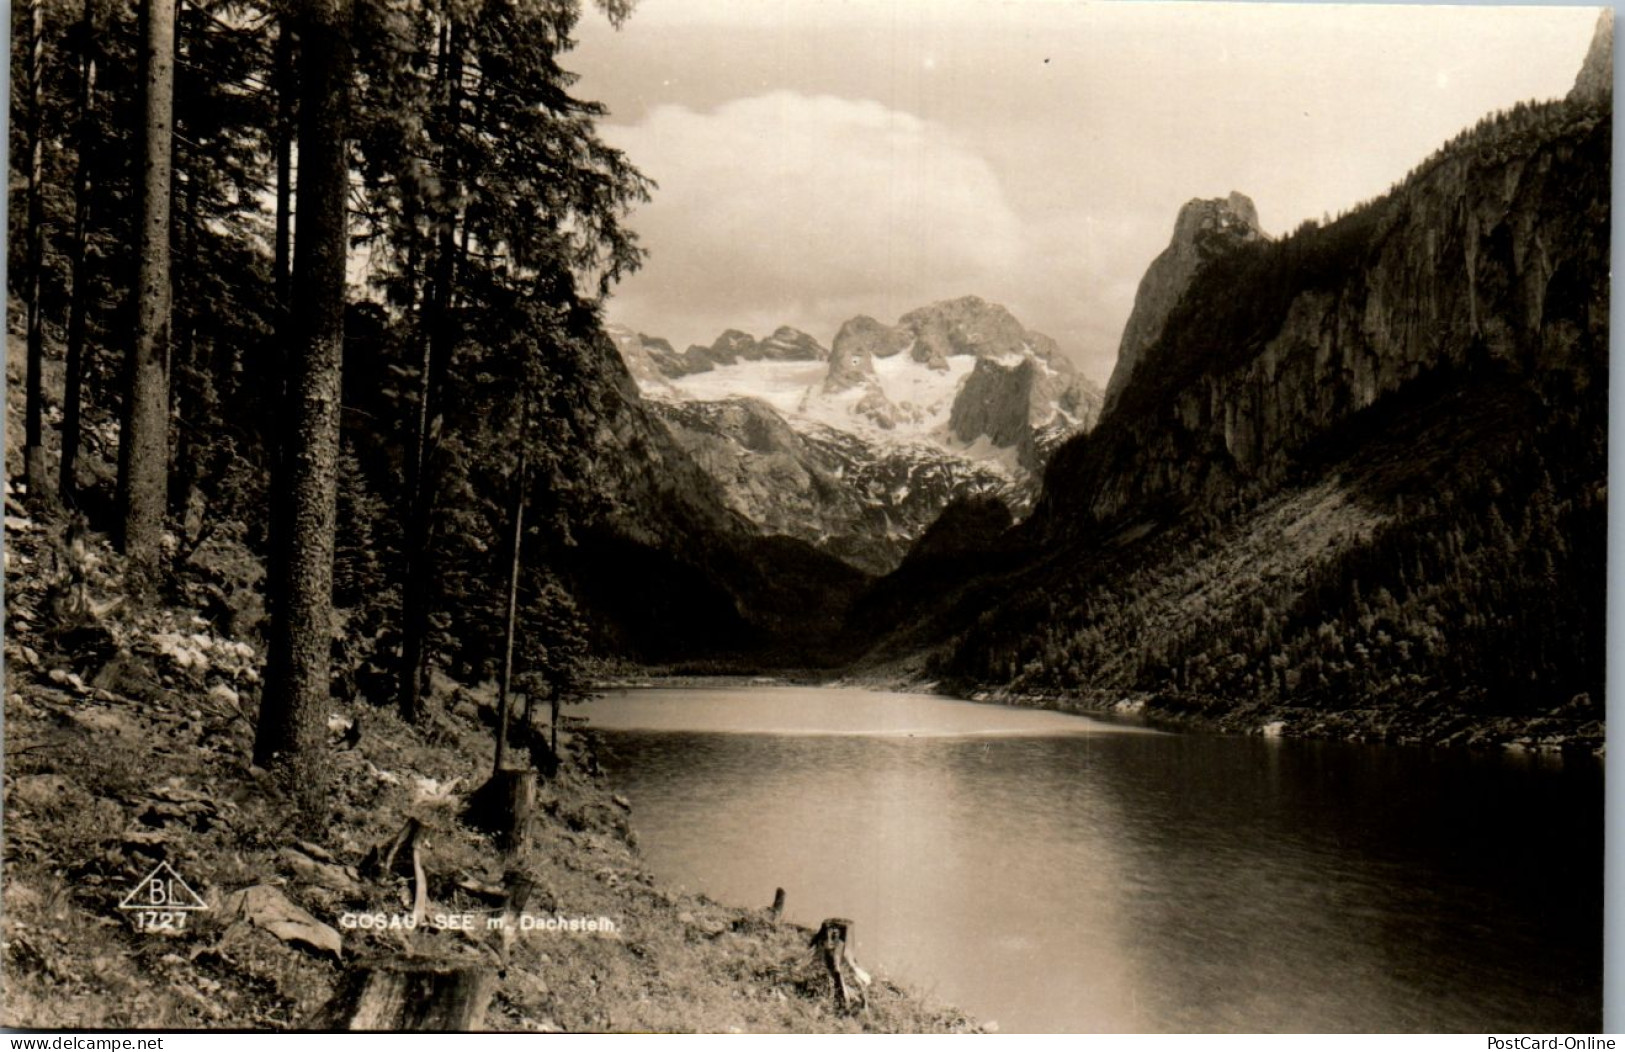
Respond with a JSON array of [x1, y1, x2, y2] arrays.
[[132, 911, 191, 932]]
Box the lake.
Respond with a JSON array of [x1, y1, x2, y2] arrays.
[[586, 685, 1603, 1033]]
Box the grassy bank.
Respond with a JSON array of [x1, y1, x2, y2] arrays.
[[0, 510, 977, 1033]]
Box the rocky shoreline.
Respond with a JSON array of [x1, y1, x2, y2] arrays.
[[812, 663, 1606, 759], [939, 683, 1606, 759]]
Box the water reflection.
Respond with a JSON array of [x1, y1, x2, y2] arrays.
[[589, 687, 1602, 1032]]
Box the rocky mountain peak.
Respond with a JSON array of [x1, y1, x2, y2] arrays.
[[949, 356, 1041, 451], [825, 316, 892, 393], [1569, 8, 1613, 105], [606, 324, 686, 387], [1171, 192, 1262, 245], [708, 329, 759, 365], [608, 296, 1102, 522], [896, 296, 1034, 370], [1102, 191, 1266, 414], [761, 326, 828, 362], [837, 315, 908, 356]]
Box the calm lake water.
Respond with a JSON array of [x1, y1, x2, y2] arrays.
[[587, 686, 1603, 1033]]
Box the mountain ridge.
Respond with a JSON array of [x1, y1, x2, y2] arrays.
[[606, 296, 1102, 572], [848, 55, 1610, 745]]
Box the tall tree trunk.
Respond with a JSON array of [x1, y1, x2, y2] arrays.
[[23, 0, 49, 502], [168, 167, 203, 534], [395, 286, 435, 722], [117, 0, 176, 577], [274, 19, 295, 315], [262, 17, 297, 632], [396, 16, 461, 724], [59, 0, 97, 506], [255, 0, 354, 816], [492, 439, 526, 778]]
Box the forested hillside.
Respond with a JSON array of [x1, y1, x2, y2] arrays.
[[7, 0, 864, 742], [1, 0, 959, 1031], [854, 60, 1610, 746]]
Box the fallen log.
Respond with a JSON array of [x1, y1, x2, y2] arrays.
[[309, 958, 496, 1031]]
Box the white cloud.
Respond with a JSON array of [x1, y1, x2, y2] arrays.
[[602, 92, 1027, 352], [575, 3, 1598, 385]]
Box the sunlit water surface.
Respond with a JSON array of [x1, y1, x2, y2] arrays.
[[588, 686, 1602, 1033]]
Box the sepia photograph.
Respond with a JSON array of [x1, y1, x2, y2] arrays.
[[0, 0, 1613, 1036]]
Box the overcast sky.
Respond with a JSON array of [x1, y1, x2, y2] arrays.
[[568, 1, 1602, 384]]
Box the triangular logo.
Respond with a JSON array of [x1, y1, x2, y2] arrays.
[[119, 861, 208, 911]]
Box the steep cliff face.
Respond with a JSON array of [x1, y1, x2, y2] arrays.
[[546, 331, 871, 665], [949, 357, 1040, 450], [825, 315, 903, 393], [948, 354, 1104, 468], [857, 74, 1610, 740], [1048, 102, 1609, 532], [1570, 8, 1613, 105], [1101, 192, 1266, 414]]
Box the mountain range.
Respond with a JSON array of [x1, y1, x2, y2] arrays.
[[607, 296, 1102, 573], [557, 12, 1608, 745]]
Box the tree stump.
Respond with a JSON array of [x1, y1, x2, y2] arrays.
[[525, 721, 560, 779], [310, 959, 496, 1031], [811, 918, 871, 1014], [465, 769, 536, 853]]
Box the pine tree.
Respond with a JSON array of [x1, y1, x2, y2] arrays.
[[22, 0, 51, 502], [57, 0, 97, 506], [254, 0, 354, 814], [351, 0, 650, 723], [116, 0, 176, 579]]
